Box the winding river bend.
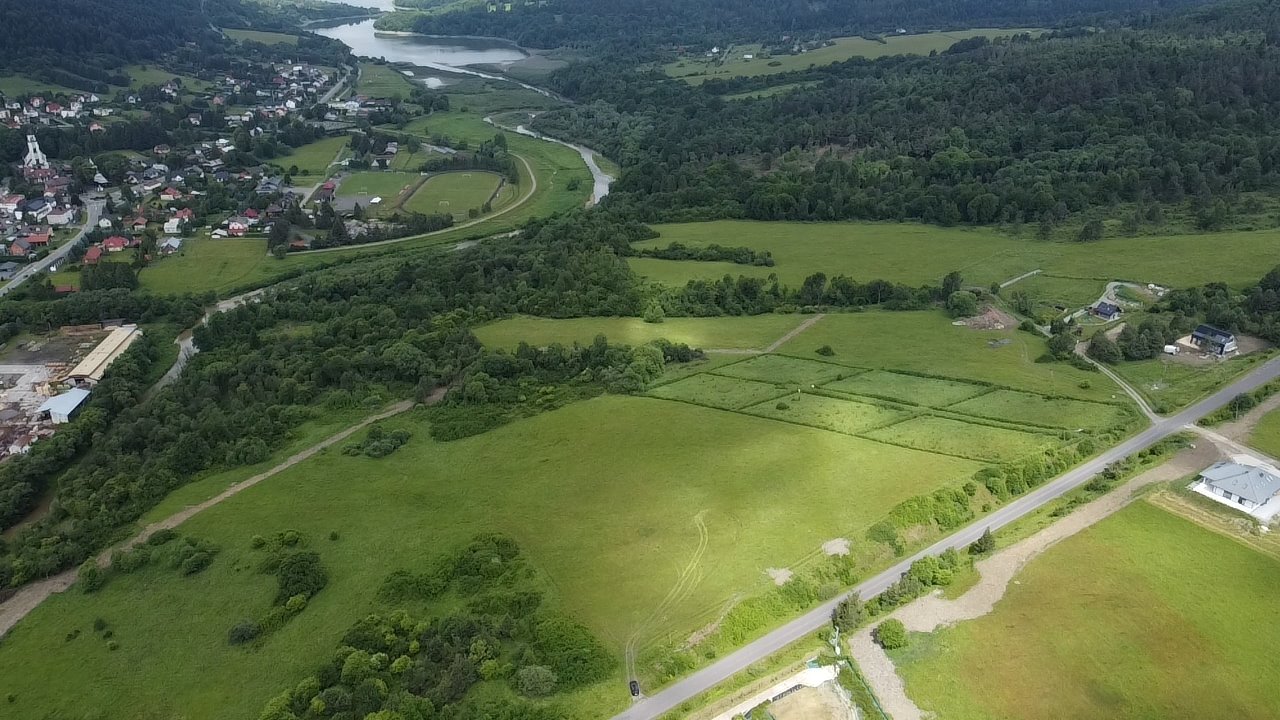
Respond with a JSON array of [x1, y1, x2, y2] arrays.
[[312, 9, 614, 203]]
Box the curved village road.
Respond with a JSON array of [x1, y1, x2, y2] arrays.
[[612, 353, 1280, 720], [0, 198, 104, 297]]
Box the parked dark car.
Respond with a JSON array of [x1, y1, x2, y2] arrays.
[[629, 680, 641, 697]]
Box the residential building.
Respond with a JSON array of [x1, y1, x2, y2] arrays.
[[83, 246, 103, 265], [1192, 459, 1280, 521], [1191, 324, 1238, 356], [1091, 301, 1122, 322]]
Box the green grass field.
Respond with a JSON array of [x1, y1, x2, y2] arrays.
[[1110, 351, 1275, 412], [777, 312, 1112, 402], [357, 62, 417, 97], [473, 314, 806, 351], [865, 415, 1057, 462], [225, 28, 300, 45], [139, 237, 270, 295], [722, 81, 821, 100], [894, 501, 1280, 719], [649, 372, 791, 410], [0, 75, 89, 95], [0, 396, 982, 719], [336, 170, 420, 201], [1247, 405, 1280, 458], [631, 221, 1280, 290], [714, 354, 848, 386], [948, 389, 1127, 430], [124, 65, 213, 92], [404, 171, 504, 219], [666, 29, 1041, 85], [273, 135, 348, 176], [824, 370, 988, 407], [744, 393, 909, 435]]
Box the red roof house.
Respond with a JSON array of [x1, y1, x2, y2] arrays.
[[26, 231, 50, 246], [83, 246, 103, 265], [103, 236, 129, 252]]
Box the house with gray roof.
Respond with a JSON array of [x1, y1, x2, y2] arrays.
[[1193, 460, 1280, 520]]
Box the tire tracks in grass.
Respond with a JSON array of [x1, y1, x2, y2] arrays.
[[626, 511, 710, 685]]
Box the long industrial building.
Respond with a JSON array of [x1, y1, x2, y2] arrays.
[[66, 324, 143, 387]]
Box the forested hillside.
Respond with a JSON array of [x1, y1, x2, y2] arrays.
[[0, 0, 361, 91], [395, 0, 1218, 49], [529, 3, 1280, 230]]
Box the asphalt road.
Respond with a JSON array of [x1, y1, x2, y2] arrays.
[[0, 198, 104, 297], [612, 353, 1280, 720]]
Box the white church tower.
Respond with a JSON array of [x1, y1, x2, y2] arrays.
[[23, 134, 49, 169]]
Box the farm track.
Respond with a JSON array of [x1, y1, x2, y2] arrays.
[[625, 512, 710, 690], [704, 314, 826, 355], [0, 398, 423, 638]]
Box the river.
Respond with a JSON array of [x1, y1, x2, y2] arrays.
[[312, 8, 614, 203]]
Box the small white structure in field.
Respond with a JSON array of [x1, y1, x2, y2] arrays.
[[743, 53, 754, 60], [1163, 344, 1179, 355], [369, 196, 382, 205]]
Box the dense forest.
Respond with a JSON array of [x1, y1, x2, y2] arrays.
[[0, 0, 357, 91], [393, 0, 1220, 50], [529, 4, 1280, 229]]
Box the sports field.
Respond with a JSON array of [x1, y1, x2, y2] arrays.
[[631, 221, 1280, 290], [665, 29, 1041, 85], [893, 501, 1280, 719], [273, 135, 348, 176], [403, 170, 504, 219], [0, 395, 982, 719], [139, 237, 269, 295], [336, 170, 419, 201]]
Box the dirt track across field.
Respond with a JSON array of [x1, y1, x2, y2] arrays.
[[0, 398, 419, 638]]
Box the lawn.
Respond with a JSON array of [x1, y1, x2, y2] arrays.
[[0, 395, 982, 719], [743, 392, 909, 435], [357, 62, 417, 97], [404, 170, 504, 219], [0, 74, 89, 95], [631, 221, 1280, 290], [864, 415, 1058, 462], [722, 81, 821, 100], [776, 312, 1115, 403], [893, 501, 1280, 720], [665, 29, 1041, 85], [472, 314, 806, 351], [139, 237, 270, 295], [273, 135, 348, 176], [225, 28, 300, 45], [649, 372, 791, 410], [124, 65, 213, 92], [948, 389, 1129, 430], [823, 370, 989, 407]]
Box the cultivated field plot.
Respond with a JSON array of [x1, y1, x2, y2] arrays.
[[357, 61, 417, 97], [715, 354, 849, 386], [893, 502, 1280, 719], [824, 370, 988, 407], [665, 29, 1041, 85], [649, 372, 788, 410], [224, 28, 299, 45], [947, 389, 1127, 430], [140, 237, 269, 295], [864, 415, 1058, 462], [403, 171, 504, 219], [0, 396, 982, 720], [744, 393, 908, 435]]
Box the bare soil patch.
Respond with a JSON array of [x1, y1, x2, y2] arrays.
[[822, 538, 850, 556], [766, 567, 793, 585], [962, 306, 1016, 331], [770, 682, 858, 720]]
